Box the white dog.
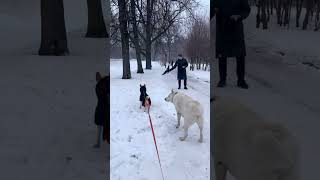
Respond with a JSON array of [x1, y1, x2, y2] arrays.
[[212, 96, 299, 180], [165, 89, 204, 142]]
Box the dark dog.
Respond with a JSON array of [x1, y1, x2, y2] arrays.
[[139, 84, 151, 112], [94, 72, 110, 148]]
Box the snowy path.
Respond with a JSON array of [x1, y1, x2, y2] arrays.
[[211, 8, 320, 179], [110, 60, 210, 180], [0, 25, 109, 179]]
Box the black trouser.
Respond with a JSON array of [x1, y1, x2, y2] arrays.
[[218, 56, 245, 82], [178, 79, 187, 88]]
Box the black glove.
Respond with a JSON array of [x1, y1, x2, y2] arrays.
[[162, 69, 168, 75], [162, 67, 170, 75]]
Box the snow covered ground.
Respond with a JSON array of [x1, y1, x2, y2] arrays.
[[211, 6, 320, 180], [0, 1, 110, 179], [110, 60, 210, 180], [245, 7, 320, 68], [0, 35, 109, 180]]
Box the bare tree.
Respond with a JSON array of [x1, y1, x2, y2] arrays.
[[39, 0, 110, 56], [254, 0, 320, 30], [136, 0, 198, 69], [118, 0, 131, 79], [185, 15, 210, 71], [110, 0, 199, 74], [86, 0, 108, 38], [296, 0, 304, 27], [315, 1, 320, 30], [39, 0, 69, 56], [130, 0, 144, 73]]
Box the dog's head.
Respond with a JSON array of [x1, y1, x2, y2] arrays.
[[165, 89, 178, 102], [140, 84, 147, 94], [96, 72, 109, 100]]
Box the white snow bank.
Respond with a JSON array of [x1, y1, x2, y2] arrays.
[[110, 60, 210, 180]]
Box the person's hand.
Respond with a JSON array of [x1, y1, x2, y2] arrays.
[[230, 15, 241, 21]]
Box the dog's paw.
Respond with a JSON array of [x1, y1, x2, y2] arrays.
[[198, 139, 203, 143], [179, 137, 186, 141]]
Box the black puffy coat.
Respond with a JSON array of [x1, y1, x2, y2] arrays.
[[212, 0, 251, 58], [169, 58, 189, 80]]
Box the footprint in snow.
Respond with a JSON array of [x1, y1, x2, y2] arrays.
[[137, 127, 149, 134], [128, 135, 133, 142], [130, 154, 139, 160]]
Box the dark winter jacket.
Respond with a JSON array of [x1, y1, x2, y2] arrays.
[[169, 58, 189, 80], [212, 0, 251, 58]]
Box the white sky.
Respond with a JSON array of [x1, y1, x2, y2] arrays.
[[197, 0, 210, 17]]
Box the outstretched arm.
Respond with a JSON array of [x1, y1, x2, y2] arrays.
[[167, 62, 177, 72], [162, 62, 177, 75]]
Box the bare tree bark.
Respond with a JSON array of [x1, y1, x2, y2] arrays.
[[118, 0, 131, 79], [315, 2, 320, 31], [86, 0, 108, 38], [303, 0, 314, 30], [276, 0, 282, 25], [39, 0, 69, 56], [130, 0, 144, 73], [296, 0, 303, 27], [145, 0, 153, 69]]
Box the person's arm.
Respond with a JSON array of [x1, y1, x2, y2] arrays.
[[169, 61, 177, 71], [162, 61, 177, 75]]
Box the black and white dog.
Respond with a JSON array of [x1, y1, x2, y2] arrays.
[[139, 84, 151, 112]]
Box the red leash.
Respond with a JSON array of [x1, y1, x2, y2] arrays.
[[147, 107, 165, 180]]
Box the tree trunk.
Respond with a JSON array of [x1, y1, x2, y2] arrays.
[[39, 0, 69, 56], [296, 0, 303, 28], [118, 0, 131, 79], [303, 0, 313, 30], [257, 4, 261, 28], [314, 3, 320, 31], [86, 0, 108, 38], [276, 0, 282, 25], [262, 1, 268, 29], [130, 0, 144, 73], [145, 0, 152, 70]]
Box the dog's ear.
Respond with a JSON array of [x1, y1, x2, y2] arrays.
[[96, 72, 102, 82]]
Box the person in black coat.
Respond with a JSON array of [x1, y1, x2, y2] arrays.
[[211, 0, 251, 89], [163, 54, 189, 89]]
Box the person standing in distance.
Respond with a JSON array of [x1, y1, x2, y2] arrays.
[[162, 54, 189, 89], [211, 0, 251, 89]]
